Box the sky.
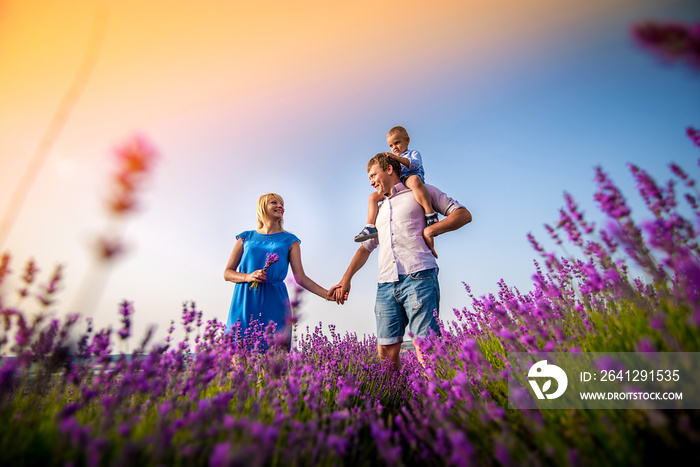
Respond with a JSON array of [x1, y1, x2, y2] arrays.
[[1, 0, 698, 347]]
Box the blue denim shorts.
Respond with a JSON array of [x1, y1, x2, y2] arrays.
[[400, 168, 425, 185], [374, 268, 440, 346]]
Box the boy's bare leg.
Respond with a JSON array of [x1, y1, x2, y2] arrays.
[[405, 175, 438, 257], [354, 192, 383, 242], [404, 175, 435, 215], [367, 191, 383, 225]]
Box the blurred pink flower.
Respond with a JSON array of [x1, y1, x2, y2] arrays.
[[107, 135, 158, 215]]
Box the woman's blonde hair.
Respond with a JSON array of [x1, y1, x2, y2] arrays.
[[256, 193, 285, 230]]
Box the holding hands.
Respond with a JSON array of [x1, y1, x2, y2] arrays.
[[326, 282, 350, 304]]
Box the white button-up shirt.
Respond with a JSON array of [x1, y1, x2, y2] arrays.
[[363, 183, 464, 283]]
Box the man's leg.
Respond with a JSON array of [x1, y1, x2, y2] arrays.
[[378, 343, 402, 369], [400, 268, 441, 366], [374, 282, 407, 370], [412, 341, 426, 366]]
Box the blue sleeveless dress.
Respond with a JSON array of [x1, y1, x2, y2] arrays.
[[226, 230, 300, 342]]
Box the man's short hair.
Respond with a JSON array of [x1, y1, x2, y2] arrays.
[[387, 126, 409, 139], [367, 152, 401, 175]]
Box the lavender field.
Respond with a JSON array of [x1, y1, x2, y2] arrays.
[[2, 125, 700, 465]]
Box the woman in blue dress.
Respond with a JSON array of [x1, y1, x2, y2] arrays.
[[224, 193, 331, 349]]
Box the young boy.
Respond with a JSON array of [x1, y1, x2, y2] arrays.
[[354, 126, 438, 242]]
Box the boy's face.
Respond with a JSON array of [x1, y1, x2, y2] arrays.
[[387, 133, 410, 156]]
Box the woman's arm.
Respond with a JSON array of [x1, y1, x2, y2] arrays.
[[288, 242, 329, 299], [223, 238, 266, 284]]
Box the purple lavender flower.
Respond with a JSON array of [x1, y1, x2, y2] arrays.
[[557, 209, 583, 246], [564, 191, 595, 234], [670, 163, 695, 188], [117, 300, 133, 340], [688, 127, 700, 150], [633, 21, 700, 68], [209, 442, 232, 467], [629, 163, 674, 218], [0, 359, 17, 392], [36, 264, 64, 307], [594, 167, 631, 219], [635, 337, 656, 352], [250, 253, 279, 291]]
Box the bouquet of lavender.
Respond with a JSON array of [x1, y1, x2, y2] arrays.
[[250, 252, 279, 291]]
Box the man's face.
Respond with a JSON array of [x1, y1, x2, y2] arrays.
[[387, 133, 410, 156], [368, 162, 393, 196]]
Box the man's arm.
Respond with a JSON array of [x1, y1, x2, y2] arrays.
[[423, 207, 472, 255], [332, 245, 371, 304]]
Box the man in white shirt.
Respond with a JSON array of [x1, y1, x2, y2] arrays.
[[332, 153, 472, 368]]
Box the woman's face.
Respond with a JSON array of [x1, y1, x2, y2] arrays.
[[265, 197, 284, 222]]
